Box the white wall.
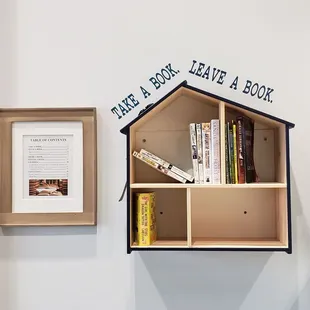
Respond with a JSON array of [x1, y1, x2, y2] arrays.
[[0, 1, 309, 309]]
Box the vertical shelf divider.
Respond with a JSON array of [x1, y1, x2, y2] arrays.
[[219, 101, 226, 184], [186, 188, 192, 247]]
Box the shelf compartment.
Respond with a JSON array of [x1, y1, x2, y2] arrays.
[[132, 91, 219, 184], [224, 103, 287, 184], [130, 188, 188, 248], [190, 187, 288, 249]]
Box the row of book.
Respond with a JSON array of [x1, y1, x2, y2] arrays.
[[190, 120, 220, 184], [132, 115, 258, 184], [225, 115, 258, 184]]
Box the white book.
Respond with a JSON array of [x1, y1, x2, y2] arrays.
[[132, 151, 187, 183], [211, 119, 221, 184], [201, 122, 212, 184], [139, 149, 194, 183], [196, 123, 204, 184], [189, 123, 199, 184]]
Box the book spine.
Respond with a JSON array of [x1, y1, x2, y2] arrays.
[[139, 149, 194, 182], [150, 192, 157, 244], [201, 122, 212, 183], [196, 123, 204, 184], [189, 123, 199, 184], [136, 193, 151, 246], [211, 119, 221, 184], [236, 117, 245, 183], [225, 123, 230, 184], [233, 123, 238, 184], [229, 126, 235, 184], [132, 151, 187, 183], [244, 117, 256, 183]]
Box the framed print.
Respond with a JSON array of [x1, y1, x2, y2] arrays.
[[0, 108, 97, 226]]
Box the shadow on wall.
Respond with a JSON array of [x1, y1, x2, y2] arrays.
[[134, 251, 272, 310], [288, 169, 310, 310], [133, 169, 308, 310]]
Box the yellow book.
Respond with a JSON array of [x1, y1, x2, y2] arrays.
[[233, 124, 238, 184], [135, 192, 156, 246]]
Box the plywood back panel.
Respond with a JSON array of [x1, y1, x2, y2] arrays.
[[137, 94, 219, 132], [191, 188, 277, 239]]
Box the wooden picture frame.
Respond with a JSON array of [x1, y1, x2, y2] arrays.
[[0, 108, 97, 226]]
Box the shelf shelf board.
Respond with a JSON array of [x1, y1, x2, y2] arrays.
[[130, 182, 287, 189], [191, 238, 287, 249], [131, 240, 188, 248], [131, 238, 287, 249]]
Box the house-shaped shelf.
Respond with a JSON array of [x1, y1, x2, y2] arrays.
[[120, 80, 295, 254]]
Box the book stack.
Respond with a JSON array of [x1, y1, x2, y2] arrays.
[[225, 115, 258, 184], [189, 120, 221, 184], [132, 149, 194, 183]]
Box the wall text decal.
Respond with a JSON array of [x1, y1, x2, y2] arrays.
[[111, 60, 275, 120], [188, 59, 274, 103], [111, 63, 180, 120]]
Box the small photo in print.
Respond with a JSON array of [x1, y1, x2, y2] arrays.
[[29, 179, 68, 196]]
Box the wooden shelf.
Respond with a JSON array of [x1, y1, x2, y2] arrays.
[[191, 238, 286, 248], [130, 182, 287, 189], [132, 239, 188, 248], [120, 81, 295, 254]]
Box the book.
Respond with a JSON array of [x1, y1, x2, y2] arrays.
[[232, 121, 238, 184], [135, 192, 156, 246], [211, 119, 221, 184], [139, 148, 194, 183], [196, 123, 204, 184], [236, 116, 245, 183], [224, 115, 258, 184], [189, 123, 199, 183], [132, 151, 187, 183], [201, 122, 212, 183]]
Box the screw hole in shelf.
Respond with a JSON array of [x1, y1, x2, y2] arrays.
[[142, 139, 146, 143], [244, 211, 247, 214], [160, 211, 163, 215]]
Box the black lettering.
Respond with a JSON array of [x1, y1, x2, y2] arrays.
[[217, 71, 227, 85], [230, 76, 239, 90], [122, 97, 134, 111], [140, 86, 151, 99], [250, 83, 259, 96], [196, 62, 205, 77], [161, 68, 171, 80], [156, 73, 165, 84], [165, 63, 179, 77], [243, 80, 252, 94], [128, 94, 140, 107], [149, 77, 161, 89], [189, 60, 197, 74], [118, 103, 129, 116], [263, 88, 274, 102], [111, 106, 122, 119], [202, 66, 210, 79], [211, 68, 220, 81], [257, 85, 266, 99]]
